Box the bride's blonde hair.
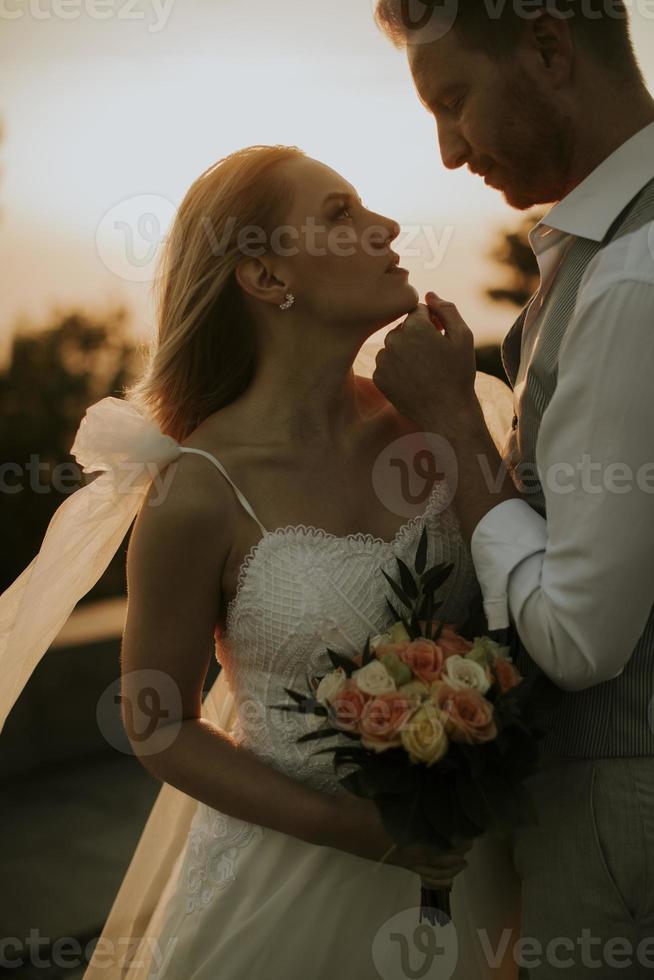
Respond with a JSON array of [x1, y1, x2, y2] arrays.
[[124, 144, 306, 442]]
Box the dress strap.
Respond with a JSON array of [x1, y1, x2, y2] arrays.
[[178, 447, 268, 536]]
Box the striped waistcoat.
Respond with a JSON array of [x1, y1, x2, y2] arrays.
[[501, 176, 654, 758]]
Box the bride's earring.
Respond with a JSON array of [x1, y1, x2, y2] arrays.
[[279, 292, 295, 311]]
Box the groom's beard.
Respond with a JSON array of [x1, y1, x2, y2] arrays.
[[490, 72, 576, 210]]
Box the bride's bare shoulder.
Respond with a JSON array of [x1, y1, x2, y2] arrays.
[[137, 416, 244, 527]]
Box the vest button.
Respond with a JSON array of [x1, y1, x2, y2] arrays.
[[511, 415, 518, 430]]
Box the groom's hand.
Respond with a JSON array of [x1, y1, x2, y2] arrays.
[[372, 293, 481, 436]]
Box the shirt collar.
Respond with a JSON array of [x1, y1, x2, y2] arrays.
[[532, 120, 654, 244]]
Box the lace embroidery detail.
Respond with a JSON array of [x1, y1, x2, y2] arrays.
[[185, 804, 264, 915], [216, 480, 480, 795], [224, 479, 448, 632]]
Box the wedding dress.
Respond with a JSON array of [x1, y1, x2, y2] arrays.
[[81, 374, 520, 980], [0, 355, 518, 980]]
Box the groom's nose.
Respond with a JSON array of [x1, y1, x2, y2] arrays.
[[437, 120, 469, 171]]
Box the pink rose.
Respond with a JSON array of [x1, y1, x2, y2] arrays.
[[430, 681, 458, 710], [330, 683, 368, 732], [398, 638, 445, 684], [436, 627, 474, 659], [493, 657, 523, 694], [359, 692, 417, 752], [439, 688, 497, 745]]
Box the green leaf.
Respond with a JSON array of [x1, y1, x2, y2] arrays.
[[396, 558, 419, 600], [417, 590, 433, 623], [420, 562, 455, 595], [282, 687, 311, 706], [432, 619, 445, 642], [361, 635, 374, 667], [326, 649, 356, 676], [383, 601, 416, 641], [296, 726, 342, 743], [414, 526, 428, 575], [386, 598, 401, 622], [269, 687, 328, 716], [329, 745, 370, 764], [381, 568, 413, 610], [311, 736, 362, 758], [403, 612, 419, 640]]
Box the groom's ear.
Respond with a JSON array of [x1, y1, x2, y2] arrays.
[[235, 257, 288, 307], [528, 11, 574, 86]]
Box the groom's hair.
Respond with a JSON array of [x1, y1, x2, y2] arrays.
[[374, 0, 641, 80]]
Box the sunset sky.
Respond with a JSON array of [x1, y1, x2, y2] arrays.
[[2, 0, 654, 367]]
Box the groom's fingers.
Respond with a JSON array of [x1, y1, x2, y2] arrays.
[[425, 291, 470, 342], [391, 303, 442, 342]]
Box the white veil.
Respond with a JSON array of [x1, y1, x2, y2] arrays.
[[0, 363, 514, 979]]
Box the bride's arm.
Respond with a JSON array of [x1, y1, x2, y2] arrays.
[[121, 455, 467, 886], [121, 456, 341, 845]]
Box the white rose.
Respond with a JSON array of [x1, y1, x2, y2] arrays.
[[315, 667, 347, 705], [370, 632, 392, 653], [352, 660, 397, 696], [442, 654, 491, 695]]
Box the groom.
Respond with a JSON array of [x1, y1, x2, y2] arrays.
[[372, 2, 654, 977]]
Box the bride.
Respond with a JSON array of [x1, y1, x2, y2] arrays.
[[2, 144, 520, 979]]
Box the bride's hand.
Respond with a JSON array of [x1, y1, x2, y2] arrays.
[[325, 791, 471, 888], [384, 840, 470, 889]]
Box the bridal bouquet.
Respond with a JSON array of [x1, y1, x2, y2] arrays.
[[271, 527, 559, 924]]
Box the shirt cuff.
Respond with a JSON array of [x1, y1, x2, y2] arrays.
[[470, 498, 548, 631]]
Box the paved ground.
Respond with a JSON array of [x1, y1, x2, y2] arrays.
[[0, 753, 160, 979], [0, 598, 221, 979]]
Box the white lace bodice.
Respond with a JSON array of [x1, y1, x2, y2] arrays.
[[178, 448, 481, 796]]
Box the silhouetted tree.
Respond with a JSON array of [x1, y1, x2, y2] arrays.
[[475, 209, 546, 383], [485, 210, 545, 310], [475, 343, 506, 382], [0, 307, 142, 598]]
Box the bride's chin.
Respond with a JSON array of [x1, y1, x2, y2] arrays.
[[392, 282, 420, 312], [364, 282, 420, 332]]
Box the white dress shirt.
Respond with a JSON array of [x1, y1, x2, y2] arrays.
[[471, 121, 654, 692]]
